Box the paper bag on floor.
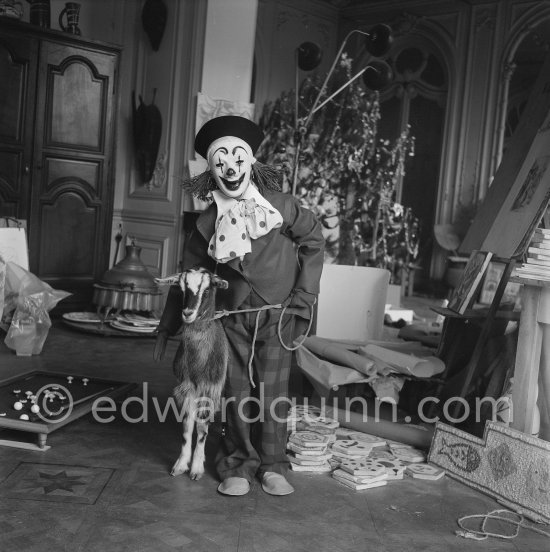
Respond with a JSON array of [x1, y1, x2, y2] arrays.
[[0, 225, 29, 270]]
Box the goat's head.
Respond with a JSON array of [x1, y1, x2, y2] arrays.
[[155, 268, 228, 323]]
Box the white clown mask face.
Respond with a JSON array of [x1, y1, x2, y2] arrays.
[[207, 136, 255, 199]]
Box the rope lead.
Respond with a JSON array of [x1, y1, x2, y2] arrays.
[[214, 300, 316, 388]]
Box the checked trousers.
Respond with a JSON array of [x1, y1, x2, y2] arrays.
[[216, 291, 295, 482]]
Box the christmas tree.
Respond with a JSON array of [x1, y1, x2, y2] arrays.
[[256, 54, 419, 284]]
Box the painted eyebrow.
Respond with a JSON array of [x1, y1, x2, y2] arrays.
[[212, 146, 229, 156], [232, 146, 248, 155]]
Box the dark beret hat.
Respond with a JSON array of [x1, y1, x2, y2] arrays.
[[194, 115, 264, 159]]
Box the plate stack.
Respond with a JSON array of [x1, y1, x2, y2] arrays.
[[514, 228, 550, 282], [110, 313, 159, 334]]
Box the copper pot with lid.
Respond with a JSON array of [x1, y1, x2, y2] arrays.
[[93, 244, 163, 314], [99, 244, 158, 291]]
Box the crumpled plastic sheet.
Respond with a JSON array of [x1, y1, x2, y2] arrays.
[[2, 261, 70, 355]]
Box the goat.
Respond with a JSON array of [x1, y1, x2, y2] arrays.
[[155, 267, 229, 480]]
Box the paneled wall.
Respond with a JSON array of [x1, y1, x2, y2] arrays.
[[254, 0, 339, 112], [15, 0, 548, 284], [109, 0, 203, 279], [112, 0, 258, 280], [335, 0, 550, 277]]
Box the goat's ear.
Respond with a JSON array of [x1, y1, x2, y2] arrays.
[[212, 275, 228, 289], [154, 273, 182, 286]]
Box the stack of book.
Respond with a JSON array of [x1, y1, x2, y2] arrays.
[[514, 228, 550, 282], [332, 457, 388, 490], [287, 431, 333, 472]]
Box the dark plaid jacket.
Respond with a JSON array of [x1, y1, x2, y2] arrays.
[[157, 189, 325, 336]]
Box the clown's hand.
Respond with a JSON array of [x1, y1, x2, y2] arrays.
[[283, 289, 317, 320]]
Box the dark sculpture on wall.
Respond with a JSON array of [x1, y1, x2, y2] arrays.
[[141, 0, 167, 51], [132, 89, 162, 184]]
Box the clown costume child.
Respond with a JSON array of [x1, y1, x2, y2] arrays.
[[155, 115, 324, 496]]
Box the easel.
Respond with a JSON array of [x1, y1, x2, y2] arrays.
[[430, 255, 519, 421], [435, 51, 550, 427]]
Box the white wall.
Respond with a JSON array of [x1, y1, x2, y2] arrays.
[[202, 0, 258, 102]]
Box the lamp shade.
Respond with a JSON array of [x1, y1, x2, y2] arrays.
[[362, 60, 393, 91], [364, 24, 393, 57], [297, 42, 323, 71]]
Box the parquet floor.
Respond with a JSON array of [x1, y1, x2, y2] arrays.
[[0, 321, 548, 552]]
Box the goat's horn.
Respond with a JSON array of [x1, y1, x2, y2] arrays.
[[154, 273, 181, 285]]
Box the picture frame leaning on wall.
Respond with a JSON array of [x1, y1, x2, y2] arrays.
[[460, 52, 550, 260]]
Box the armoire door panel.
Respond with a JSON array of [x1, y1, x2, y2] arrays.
[[0, 31, 37, 219], [0, 59, 26, 141], [39, 41, 116, 154], [0, 19, 119, 310], [45, 158, 100, 196], [37, 192, 98, 277], [49, 60, 104, 149], [31, 38, 118, 305], [0, 36, 36, 142], [0, 151, 24, 198]]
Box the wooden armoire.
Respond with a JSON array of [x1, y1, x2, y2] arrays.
[[0, 19, 120, 311]]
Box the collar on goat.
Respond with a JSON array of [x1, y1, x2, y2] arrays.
[[154, 268, 228, 324]]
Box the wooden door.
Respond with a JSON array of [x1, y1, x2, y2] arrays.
[[0, 32, 38, 218], [29, 39, 118, 307]]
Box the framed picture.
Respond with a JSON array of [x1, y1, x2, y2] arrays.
[[448, 250, 493, 314], [461, 52, 550, 258], [479, 261, 522, 306]]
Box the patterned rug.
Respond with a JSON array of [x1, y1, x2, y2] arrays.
[[0, 462, 114, 504], [428, 421, 550, 524]]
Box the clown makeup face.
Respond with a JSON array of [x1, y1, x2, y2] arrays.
[[207, 136, 255, 199]]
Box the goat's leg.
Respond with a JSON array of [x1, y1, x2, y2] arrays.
[[171, 409, 195, 476], [189, 417, 209, 480]]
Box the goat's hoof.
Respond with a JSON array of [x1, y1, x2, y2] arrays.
[[189, 471, 204, 481], [170, 465, 189, 477]]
